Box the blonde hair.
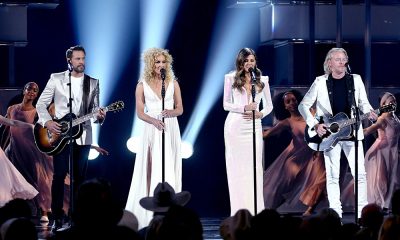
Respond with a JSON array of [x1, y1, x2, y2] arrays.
[[141, 48, 176, 84], [323, 48, 349, 75]]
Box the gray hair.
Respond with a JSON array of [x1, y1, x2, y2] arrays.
[[323, 48, 349, 74]]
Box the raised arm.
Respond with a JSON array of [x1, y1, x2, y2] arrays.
[[263, 119, 290, 139], [363, 116, 385, 137], [0, 115, 33, 128]]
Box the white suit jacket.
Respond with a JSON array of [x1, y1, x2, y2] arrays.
[[36, 71, 101, 145], [298, 74, 373, 140]]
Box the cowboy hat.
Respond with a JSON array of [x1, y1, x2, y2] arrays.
[[139, 182, 191, 212]]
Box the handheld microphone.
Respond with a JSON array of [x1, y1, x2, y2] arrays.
[[345, 63, 352, 74], [160, 68, 166, 81], [248, 67, 256, 84], [67, 60, 73, 72]]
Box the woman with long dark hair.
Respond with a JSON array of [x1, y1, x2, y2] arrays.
[[223, 48, 273, 215]]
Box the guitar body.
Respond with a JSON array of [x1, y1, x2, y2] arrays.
[[304, 103, 396, 152], [33, 113, 83, 155], [305, 112, 353, 151]]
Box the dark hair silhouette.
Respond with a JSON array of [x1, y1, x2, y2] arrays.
[[272, 89, 304, 121]]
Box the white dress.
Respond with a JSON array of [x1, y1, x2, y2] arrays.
[[0, 147, 38, 207], [125, 80, 182, 229], [223, 72, 273, 215]]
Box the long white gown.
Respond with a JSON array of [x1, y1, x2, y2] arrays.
[[0, 147, 38, 207], [223, 72, 273, 216], [125, 79, 182, 229]]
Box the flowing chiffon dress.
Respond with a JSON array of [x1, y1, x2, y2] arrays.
[[126, 80, 182, 229], [365, 116, 400, 208], [263, 118, 325, 209], [223, 72, 273, 216], [5, 104, 53, 212], [0, 147, 38, 206]]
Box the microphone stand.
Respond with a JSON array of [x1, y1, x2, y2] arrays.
[[67, 67, 75, 226], [161, 70, 166, 183], [346, 64, 359, 223], [250, 69, 257, 214], [353, 94, 360, 223]]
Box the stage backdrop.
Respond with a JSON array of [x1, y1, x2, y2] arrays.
[[0, 88, 21, 116]]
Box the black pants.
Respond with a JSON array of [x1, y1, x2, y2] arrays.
[[51, 142, 90, 219]]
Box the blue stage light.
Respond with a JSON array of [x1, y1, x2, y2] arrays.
[[129, 0, 181, 154], [140, 0, 181, 51], [183, 6, 260, 146], [70, 0, 138, 159]]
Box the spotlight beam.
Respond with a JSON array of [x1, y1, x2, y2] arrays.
[[183, 7, 260, 145], [70, 0, 138, 158]]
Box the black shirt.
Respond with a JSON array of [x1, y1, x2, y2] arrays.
[[331, 75, 351, 117]]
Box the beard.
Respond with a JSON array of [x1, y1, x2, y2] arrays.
[[74, 64, 85, 73]]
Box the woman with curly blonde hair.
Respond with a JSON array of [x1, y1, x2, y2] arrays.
[[126, 48, 183, 229]]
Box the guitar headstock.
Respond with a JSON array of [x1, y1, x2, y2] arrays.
[[379, 102, 396, 115], [106, 101, 124, 112]]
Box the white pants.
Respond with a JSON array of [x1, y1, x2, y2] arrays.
[[323, 141, 367, 218]]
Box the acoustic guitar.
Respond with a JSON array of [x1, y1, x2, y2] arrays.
[[304, 103, 396, 151], [34, 101, 124, 155]]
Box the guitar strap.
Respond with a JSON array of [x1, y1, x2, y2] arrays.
[[346, 74, 355, 113], [325, 74, 334, 117], [82, 74, 91, 115]]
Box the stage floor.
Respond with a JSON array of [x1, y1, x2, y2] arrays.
[[35, 213, 362, 240]]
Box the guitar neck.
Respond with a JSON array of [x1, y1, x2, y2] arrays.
[[72, 108, 107, 127], [342, 108, 379, 127]]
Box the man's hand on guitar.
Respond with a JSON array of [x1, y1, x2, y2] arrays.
[[315, 123, 327, 137], [45, 120, 61, 135], [96, 108, 106, 120]]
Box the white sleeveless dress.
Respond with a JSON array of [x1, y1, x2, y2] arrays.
[[125, 80, 182, 229]]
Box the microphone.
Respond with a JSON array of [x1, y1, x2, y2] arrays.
[[345, 63, 352, 74], [160, 68, 166, 99], [67, 60, 73, 72], [248, 67, 256, 84], [160, 68, 166, 81], [248, 67, 256, 101]]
